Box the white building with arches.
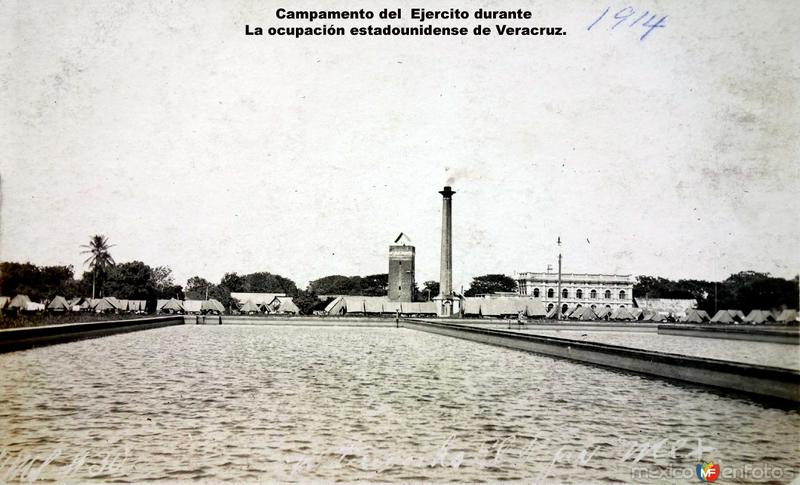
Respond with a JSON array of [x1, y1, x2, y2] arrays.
[[516, 272, 635, 315]]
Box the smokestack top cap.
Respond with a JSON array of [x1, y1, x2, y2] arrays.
[[439, 186, 456, 197]]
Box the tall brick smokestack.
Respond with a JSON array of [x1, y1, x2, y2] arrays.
[[437, 186, 455, 316]]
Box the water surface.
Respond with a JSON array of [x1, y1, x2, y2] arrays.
[[0, 325, 798, 483]]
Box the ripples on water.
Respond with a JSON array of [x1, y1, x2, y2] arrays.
[[0, 325, 798, 483]]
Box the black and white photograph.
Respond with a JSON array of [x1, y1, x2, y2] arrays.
[[1, 0, 798, 483]]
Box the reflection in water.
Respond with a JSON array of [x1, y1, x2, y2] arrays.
[[0, 325, 798, 483]]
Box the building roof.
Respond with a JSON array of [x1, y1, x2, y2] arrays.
[[393, 232, 412, 245], [230, 292, 286, 306], [518, 272, 634, 284]]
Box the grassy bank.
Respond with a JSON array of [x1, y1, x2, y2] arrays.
[[0, 312, 153, 330]]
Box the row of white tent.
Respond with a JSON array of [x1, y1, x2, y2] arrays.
[[545, 305, 666, 322], [2, 294, 302, 316], [324, 296, 438, 315], [704, 308, 797, 324], [0, 295, 227, 315], [0, 295, 150, 313], [542, 304, 798, 324], [236, 296, 300, 315]]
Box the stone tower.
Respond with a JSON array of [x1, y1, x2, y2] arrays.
[[388, 233, 415, 302]]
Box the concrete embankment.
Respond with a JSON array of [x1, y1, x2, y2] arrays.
[[185, 315, 399, 327], [403, 319, 800, 403], [658, 324, 800, 344], [0, 316, 185, 353]]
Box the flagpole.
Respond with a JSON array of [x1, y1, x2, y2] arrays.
[[557, 237, 562, 321]]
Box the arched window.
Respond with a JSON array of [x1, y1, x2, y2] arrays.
[[591, 304, 596, 309], [604, 290, 611, 299], [619, 290, 626, 300], [619, 304, 626, 308], [547, 303, 554, 311], [561, 303, 568, 314], [590, 289, 597, 299], [576, 289, 583, 299], [562, 289, 568, 298], [547, 288, 554, 298], [533, 288, 540, 298]]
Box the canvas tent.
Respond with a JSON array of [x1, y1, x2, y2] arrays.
[[648, 312, 669, 322], [128, 300, 147, 312], [94, 297, 119, 312], [47, 295, 71, 311], [744, 310, 774, 324], [271, 296, 300, 314], [727, 310, 746, 321], [159, 298, 184, 313], [201, 299, 225, 313], [230, 292, 286, 306], [630, 308, 643, 320], [524, 299, 546, 318], [182, 300, 204, 314], [0, 296, 10, 310], [239, 300, 261, 313], [683, 309, 710, 323], [576, 306, 598, 321], [595, 307, 612, 319], [104, 297, 125, 311], [363, 297, 385, 314], [324, 296, 347, 315], [462, 298, 483, 316], [710, 310, 735, 324], [480, 298, 521, 317], [566, 305, 582, 319], [402, 301, 437, 315], [610, 307, 634, 321], [775, 309, 797, 323], [8, 294, 32, 310]]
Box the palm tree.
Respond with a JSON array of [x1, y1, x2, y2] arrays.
[[81, 235, 115, 299]]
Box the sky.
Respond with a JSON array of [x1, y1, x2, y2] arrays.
[[1, 0, 799, 292]]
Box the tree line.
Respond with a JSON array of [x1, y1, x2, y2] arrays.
[[634, 271, 799, 314], [2, 234, 796, 315]]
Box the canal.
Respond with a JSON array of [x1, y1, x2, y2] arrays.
[[0, 325, 798, 483]]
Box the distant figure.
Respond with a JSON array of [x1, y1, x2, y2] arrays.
[[517, 310, 524, 326]]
